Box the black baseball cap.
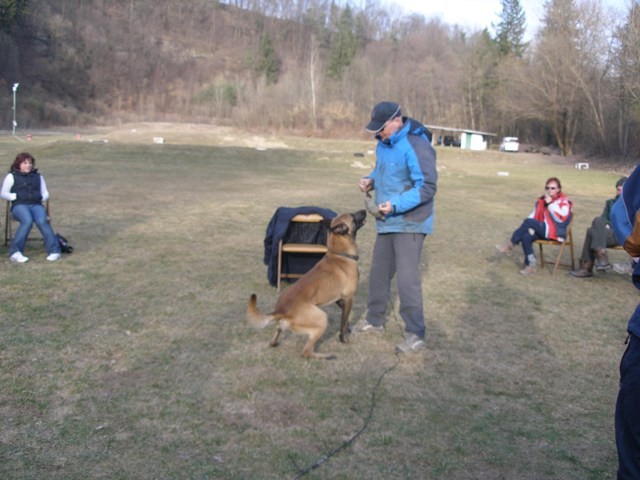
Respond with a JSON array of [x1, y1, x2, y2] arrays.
[[365, 101, 402, 133]]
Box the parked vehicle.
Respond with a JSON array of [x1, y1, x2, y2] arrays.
[[442, 135, 461, 147], [499, 137, 519, 152]]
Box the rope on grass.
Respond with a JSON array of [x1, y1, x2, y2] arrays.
[[289, 353, 401, 479]]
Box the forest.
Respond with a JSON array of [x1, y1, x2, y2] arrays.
[[1, 0, 640, 157]]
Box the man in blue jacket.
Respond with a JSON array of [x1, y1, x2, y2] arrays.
[[352, 101, 437, 353], [611, 164, 640, 479]]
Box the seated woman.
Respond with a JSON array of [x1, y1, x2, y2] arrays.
[[1, 152, 61, 263], [496, 177, 573, 275]]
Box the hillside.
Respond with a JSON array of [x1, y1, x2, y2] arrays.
[[1, 0, 639, 159]]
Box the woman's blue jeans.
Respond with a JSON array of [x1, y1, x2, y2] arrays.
[[511, 218, 545, 264], [10, 203, 60, 256]]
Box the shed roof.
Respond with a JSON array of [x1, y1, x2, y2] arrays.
[[426, 125, 497, 137]]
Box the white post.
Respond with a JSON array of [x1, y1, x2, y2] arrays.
[[12, 83, 19, 137]]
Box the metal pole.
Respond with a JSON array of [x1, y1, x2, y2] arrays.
[[12, 83, 19, 137]]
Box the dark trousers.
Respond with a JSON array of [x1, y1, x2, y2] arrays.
[[366, 233, 426, 338], [510, 218, 546, 264], [579, 216, 619, 262], [616, 333, 640, 479]]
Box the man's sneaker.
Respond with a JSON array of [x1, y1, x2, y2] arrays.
[[613, 261, 634, 275], [46, 253, 61, 262], [10, 252, 29, 263], [351, 319, 385, 334], [395, 333, 426, 354]]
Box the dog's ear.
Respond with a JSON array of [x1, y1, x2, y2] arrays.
[[329, 223, 350, 235]]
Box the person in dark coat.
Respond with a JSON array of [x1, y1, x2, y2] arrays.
[[0, 152, 61, 263], [611, 164, 640, 479], [570, 176, 627, 278]]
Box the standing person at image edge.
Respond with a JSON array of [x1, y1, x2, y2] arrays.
[[611, 164, 640, 479], [352, 101, 437, 354]]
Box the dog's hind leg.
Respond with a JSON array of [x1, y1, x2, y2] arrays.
[[270, 327, 283, 347], [298, 308, 336, 360]]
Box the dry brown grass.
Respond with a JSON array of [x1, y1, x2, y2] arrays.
[[0, 125, 634, 479]]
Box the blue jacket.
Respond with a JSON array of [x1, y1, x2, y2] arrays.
[[366, 118, 437, 234], [610, 164, 640, 337]]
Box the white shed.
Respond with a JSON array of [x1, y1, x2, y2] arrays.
[[425, 125, 497, 151], [460, 129, 496, 151]]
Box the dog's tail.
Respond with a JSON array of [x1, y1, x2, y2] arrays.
[[247, 294, 275, 329]]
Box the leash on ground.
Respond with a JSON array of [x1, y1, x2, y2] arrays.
[[289, 353, 402, 479], [290, 297, 403, 479]]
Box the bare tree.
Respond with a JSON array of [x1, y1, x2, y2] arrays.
[[614, 1, 640, 157], [4, 0, 637, 156], [308, 32, 320, 130], [514, 0, 586, 155]]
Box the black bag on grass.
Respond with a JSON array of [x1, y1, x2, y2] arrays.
[[56, 233, 73, 253]]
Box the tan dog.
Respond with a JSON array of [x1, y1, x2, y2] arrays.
[[247, 210, 367, 359]]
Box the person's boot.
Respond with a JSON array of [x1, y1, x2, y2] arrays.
[[569, 260, 594, 278], [594, 248, 611, 271]]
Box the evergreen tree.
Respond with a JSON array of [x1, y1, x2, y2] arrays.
[[493, 0, 528, 57], [0, 0, 29, 34], [256, 34, 280, 85], [326, 5, 358, 80]]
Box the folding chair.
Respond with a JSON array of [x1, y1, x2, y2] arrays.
[[535, 225, 575, 275], [4, 200, 50, 246], [276, 213, 328, 291]]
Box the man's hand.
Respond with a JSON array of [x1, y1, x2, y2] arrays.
[[624, 210, 640, 257], [358, 178, 373, 193], [378, 201, 393, 215]]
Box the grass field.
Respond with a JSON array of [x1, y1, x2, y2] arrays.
[[0, 125, 636, 479]]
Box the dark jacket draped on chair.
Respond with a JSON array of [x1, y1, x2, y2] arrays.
[[263, 206, 336, 286]]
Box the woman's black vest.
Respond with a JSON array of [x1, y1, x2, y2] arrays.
[[11, 170, 42, 206]]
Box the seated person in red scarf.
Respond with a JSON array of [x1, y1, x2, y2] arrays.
[[496, 177, 573, 275]]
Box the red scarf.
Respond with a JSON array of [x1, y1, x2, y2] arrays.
[[532, 192, 572, 240]]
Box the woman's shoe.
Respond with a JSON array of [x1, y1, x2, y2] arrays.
[[495, 241, 513, 255], [519, 265, 536, 275], [10, 252, 29, 263]]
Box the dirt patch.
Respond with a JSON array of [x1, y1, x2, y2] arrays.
[[83, 122, 291, 150]]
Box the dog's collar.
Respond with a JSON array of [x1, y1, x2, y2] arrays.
[[335, 252, 359, 261]]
